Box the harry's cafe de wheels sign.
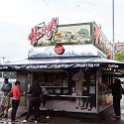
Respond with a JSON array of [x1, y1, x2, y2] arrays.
[[28, 17, 111, 58], [28, 18, 64, 55]]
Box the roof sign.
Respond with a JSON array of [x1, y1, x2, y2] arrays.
[[29, 18, 58, 46]]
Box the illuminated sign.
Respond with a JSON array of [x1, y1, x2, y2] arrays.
[[108, 64, 119, 68]]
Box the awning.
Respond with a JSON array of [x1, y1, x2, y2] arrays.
[[0, 57, 124, 71]]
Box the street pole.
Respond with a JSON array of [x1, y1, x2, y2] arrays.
[[112, 0, 115, 60], [1, 57, 5, 78]]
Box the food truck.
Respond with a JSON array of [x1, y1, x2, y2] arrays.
[[1, 18, 124, 119]]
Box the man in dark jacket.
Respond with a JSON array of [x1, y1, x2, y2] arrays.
[[21, 82, 42, 123], [110, 78, 122, 120]]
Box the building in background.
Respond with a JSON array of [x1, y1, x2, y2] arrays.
[[115, 41, 124, 51]]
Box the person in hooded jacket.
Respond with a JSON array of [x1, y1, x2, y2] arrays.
[[109, 78, 122, 120], [21, 81, 42, 123]]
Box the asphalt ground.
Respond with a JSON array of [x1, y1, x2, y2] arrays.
[[0, 114, 124, 124], [0, 96, 124, 124], [0, 107, 124, 124]]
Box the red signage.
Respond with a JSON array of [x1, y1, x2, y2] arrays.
[[54, 43, 65, 55], [94, 26, 101, 44], [29, 18, 58, 46]]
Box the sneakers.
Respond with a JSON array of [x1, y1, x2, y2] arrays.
[[115, 116, 121, 120], [46, 115, 50, 119], [4, 114, 8, 118], [8, 120, 18, 124], [21, 120, 27, 123], [21, 120, 38, 123], [34, 120, 38, 123], [0, 113, 4, 118], [0, 113, 8, 118]]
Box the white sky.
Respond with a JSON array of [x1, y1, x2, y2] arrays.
[[0, 0, 124, 62]]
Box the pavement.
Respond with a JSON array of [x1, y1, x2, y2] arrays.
[[0, 97, 124, 124], [0, 106, 123, 124], [0, 113, 124, 124]]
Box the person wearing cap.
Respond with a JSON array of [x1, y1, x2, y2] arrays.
[[0, 78, 12, 118]]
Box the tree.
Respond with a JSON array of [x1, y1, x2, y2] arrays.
[[114, 51, 124, 62]]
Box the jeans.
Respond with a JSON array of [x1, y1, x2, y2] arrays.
[[113, 95, 121, 116], [11, 100, 19, 120], [26, 98, 41, 120]]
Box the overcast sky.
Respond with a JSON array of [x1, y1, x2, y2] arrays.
[[0, 0, 124, 62]]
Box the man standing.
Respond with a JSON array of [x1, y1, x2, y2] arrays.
[[110, 78, 122, 120], [0, 77, 12, 118], [21, 82, 42, 123]]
